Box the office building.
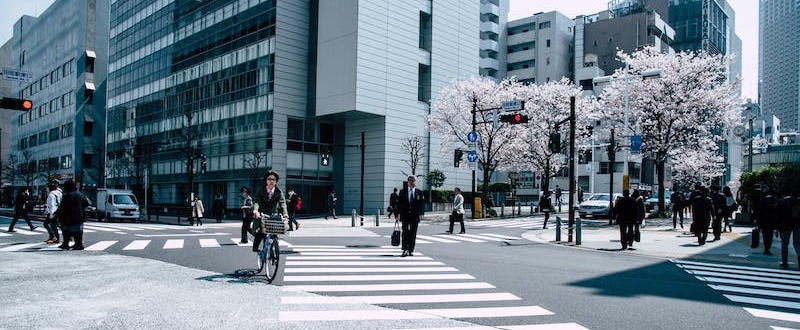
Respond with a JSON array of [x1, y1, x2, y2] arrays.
[[506, 11, 574, 85], [479, 0, 509, 80], [760, 0, 799, 130]]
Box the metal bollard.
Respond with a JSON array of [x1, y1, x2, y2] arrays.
[[375, 211, 380, 226], [576, 217, 582, 245], [500, 205, 504, 217], [351, 209, 357, 227], [555, 216, 562, 241]]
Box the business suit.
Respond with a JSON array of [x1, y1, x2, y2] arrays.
[[397, 184, 425, 256]]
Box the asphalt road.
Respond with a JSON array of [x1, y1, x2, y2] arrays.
[[2, 215, 797, 329]]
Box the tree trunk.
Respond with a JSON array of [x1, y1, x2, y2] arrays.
[[656, 160, 666, 212]]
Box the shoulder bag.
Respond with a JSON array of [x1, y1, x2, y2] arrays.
[[391, 220, 401, 246]]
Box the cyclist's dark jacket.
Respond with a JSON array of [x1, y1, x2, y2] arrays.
[[254, 187, 288, 217]]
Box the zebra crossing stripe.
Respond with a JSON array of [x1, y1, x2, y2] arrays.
[[86, 223, 144, 231], [416, 234, 460, 243], [286, 261, 444, 266], [280, 309, 436, 321], [230, 238, 249, 246], [724, 294, 800, 310], [502, 323, 592, 330], [199, 239, 221, 247], [744, 307, 800, 323], [434, 234, 486, 243], [696, 276, 800, 292], [8, 229, 40, 236], [163, 239, 184, 249], [283, 273, 475, 282], [283, 266, 458, 273], [82, 225, 119, 232], [675, 259, 800, 276], [408, 305, 553, 318], [123, 240, 150, 250], [292, 251, 406, 256], [85, 241, 117, 251], [292, 247, 400, 252], [688, 270, 800, 286], [0, 232, 9, 237], [482, 233, 522, 240], [283, 282, 495, 292], [709, 284, 800, 300], [281, 292, 520, 304], [459, 233, 506, 241], [0, 243, 44, 251], [677, 263, 800, 280], [286, 255, 433, 261]]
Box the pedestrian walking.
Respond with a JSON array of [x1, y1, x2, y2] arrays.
[[776, 190, 800, 269], [632, 190, 645, 237], [689, 186, 714, 246], [251, 170, 289, 252], [387, 188, 398, 219], [212, 191, 225, 223], [239, 187, 253, 244], [286, 188, 300, 231], [8, 187, 37, 232], [325, 190, 338, 219], [614, 189, 637, 250], [43, 180, 62, 245], [54, 180, 85, 250], [397, 175, 424, 257], [191, 195, 205, 226], [709, 185, 726, 241], [723, 186, 736, 232], [671, 188, 684, 229], [540, 192, 552, 229], [756, 188, 777, 254], [446, 187, 465, 234]]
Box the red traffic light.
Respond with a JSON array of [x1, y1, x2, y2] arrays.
[[500, 113, 529, 124], [0, 97, 33, 111]]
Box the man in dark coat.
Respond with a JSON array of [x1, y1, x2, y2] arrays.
[[671, 189, 684, 229], [614, 189, 637, 250], [709, 185, 727, 241], [396, 175, 425, 257], [690, 186, 714, 245], [775, 190, 800, 269], [55, 180, 86, 250], [756, 189, 777, 255], [8, 187, 36, 232]]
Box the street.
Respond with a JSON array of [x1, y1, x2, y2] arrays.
[[2, 214, 798, 329]]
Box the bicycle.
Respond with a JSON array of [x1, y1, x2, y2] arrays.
[[255, 214, 286, 283]]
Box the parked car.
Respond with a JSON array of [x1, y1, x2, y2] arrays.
[[644, 193, 671, 212], [578, 193, 622, 219]]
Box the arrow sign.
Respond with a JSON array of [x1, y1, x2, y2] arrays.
[[467, 150, 478, 163], [467, 131, 478, 143]]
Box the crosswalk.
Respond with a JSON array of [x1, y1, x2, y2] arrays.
[[278, 244, 590, 329], [467, 219, 548, 230], [0, 237, 282, 252], [673, 259, 800, 326], [393, 232, 523, 245]]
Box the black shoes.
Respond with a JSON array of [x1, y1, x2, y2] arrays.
[[408, 252, 414, 256], [31, 226, 38, 231], [72, 246, 84, 250], [8, 229, 15, 233], [445, 231, 452, 234], [780, 263, 789, 269], [459, 231, 465, 234], [401, 250, 408, 257]]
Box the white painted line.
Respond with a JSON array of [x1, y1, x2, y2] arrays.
[[292, 247, 400, 252], [280, 309, 435, 321], [86, 223, 144, 231], [134, 233, 230, 237], [163, 239, 184, 249], [82, 229, 96, 233], [0, 232, 9, 237], [696, 276, 800, 292], [10, 229, 41, 236], [770, 326, 799, 330], [413, 238, 433, 244], [675, 259, 800, 276], [680, 264, 800, 281], [689, 270, 800, 286], [434, 234, 486, 243], [122, 240, 151, 250], [745, 307, 800, 323], [709, 284, 800, 300], [410, 305, 553, 318], [460, 233, 506, 241], [283, 282, 495, 292], [286, 255, 433, 260], [281, 292, 520, 305], [82, 225, 120, 232], [0, 243, 44, 251], [416, 234, 459, 243], [230, 238, 248, 246], [289, 245, 347, 249], [286, 261, 444, 266], [724, 294, 800, 310], [292, 251, 410, 256], [501, 323, 591, 330], [199, 239, 221, 247], [283, 273, 474, 282], [482, 233, 521, 240], [284, 267, 458, 273], [398, 326, 496, 330], [85, 241, 117, 251]]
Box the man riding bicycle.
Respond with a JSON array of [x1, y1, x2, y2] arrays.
[[251, 170, 289, 252]]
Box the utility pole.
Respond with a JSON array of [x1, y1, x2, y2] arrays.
[[608, 127, 615, 225], [471, 97, 477, 219], [185, 109, 194, 205], [568, 97, 576, 243]]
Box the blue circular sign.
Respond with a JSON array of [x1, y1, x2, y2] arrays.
[[467, 131, 478, 143]]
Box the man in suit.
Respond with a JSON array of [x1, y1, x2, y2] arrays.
[[397, 175, 424, 257]]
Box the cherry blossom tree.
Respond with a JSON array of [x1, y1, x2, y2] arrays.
[[595, 47, 742, 211], [498, 78, 595, 196], [670, 145, 726, 188], [427, 76, 519, 204]]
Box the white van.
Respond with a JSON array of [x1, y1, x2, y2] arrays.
[[96, 188, 140, 222]]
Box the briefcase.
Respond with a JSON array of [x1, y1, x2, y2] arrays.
[[391, 220, 401, 246], [750, 228, 760, 248]]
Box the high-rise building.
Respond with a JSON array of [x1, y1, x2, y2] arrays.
[[479, 0, 509, 80], [505, 11, 574, 85], [760, 0, 799, 130], [106, 0, 479, 213], [8, 0, 109, 192]]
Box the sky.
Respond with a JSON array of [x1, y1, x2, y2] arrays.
[[508, 0, 760, 101], [1, 0, 758, 100]]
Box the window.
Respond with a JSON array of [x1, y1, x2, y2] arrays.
[[39, 132, 48, 145], [418, 11, 432, 51], [50, 128, 60, 142], [63, 123, 74, 138], [418, 64, 431, 102], [538, 21, 551, 29], [546, 39, 551, 47], [19, 138, 28, 150], [61, 155, 72, 169]]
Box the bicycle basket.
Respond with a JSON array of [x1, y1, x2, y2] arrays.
[[261, 215, 287, 234]]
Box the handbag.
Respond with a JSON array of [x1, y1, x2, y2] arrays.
[[689, 222, 697, 234], [634, 226, 641, 242], [390, 220, 401, 246], [750, 227, 760, 248]]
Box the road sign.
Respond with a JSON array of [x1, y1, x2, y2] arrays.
[[630, 135, 642, 151], [467, 131, 478, 143], [2, 68, 32, 83], [467, 150, 478, 163], [502, 100, 522, 111]]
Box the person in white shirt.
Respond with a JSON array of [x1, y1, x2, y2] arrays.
[[446, 187, 466, 234], [43, 180, 63, 244]]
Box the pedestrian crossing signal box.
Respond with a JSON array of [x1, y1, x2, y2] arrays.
[[0, 97, 33, 111]]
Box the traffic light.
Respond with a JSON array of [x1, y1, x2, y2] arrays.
[[200, 160, 207, 174], [499, 113, 529, 124], [321, 150, 330, 166], [454, 149, 463, 167], [0, 97, 33, 111], [548, 132, 561, 153]]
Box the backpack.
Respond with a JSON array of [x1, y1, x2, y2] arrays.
[[295, 196, 302, 211]]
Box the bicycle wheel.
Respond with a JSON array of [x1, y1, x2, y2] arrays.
[[256, 237, 268, 274], [264, 234, 281, 283]]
